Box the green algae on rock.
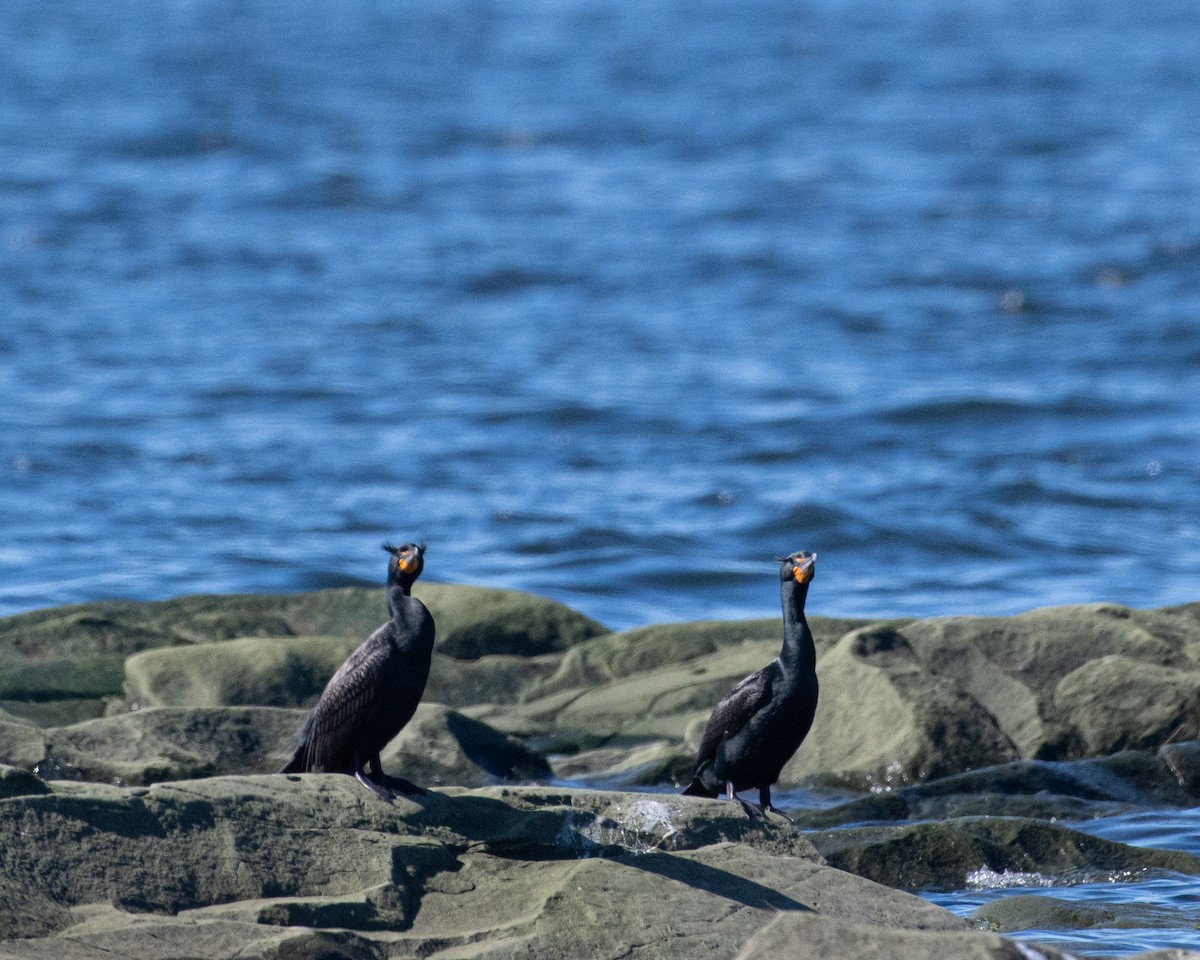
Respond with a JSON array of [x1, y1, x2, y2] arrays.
[[6, 591, 1200, 791], [796, 746, 1200, 828], [809, 816, 1200, 892], [0, 703, 550, 789], [971, 892, 1193, 934], [3, 775, 1062, 960]]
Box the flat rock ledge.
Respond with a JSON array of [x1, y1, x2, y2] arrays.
[[0, 774, 1083, 960]]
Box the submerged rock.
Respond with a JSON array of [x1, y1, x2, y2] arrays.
[[809, 816, 1200, 892], [798, 745, 1200, 827], [971, 892, 1191, 934]]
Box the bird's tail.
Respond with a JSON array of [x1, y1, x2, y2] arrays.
[[279, 741, 309, 774], [681, 777, 718, 798]]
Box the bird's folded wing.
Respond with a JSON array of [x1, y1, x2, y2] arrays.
[[694, 668, 774, 764]]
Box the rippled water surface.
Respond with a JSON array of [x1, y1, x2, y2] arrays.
[[3, 0, 1199, 630], [925, 808, 1200, 956], [3, 6, 1200, 952]]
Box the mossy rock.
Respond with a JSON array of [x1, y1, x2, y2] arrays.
[[417, 583, 609, 659], [0, 703, 552, 790], [0, 706, 301, 785], [0, 590, 378, 659], [1, 583, 607, 668], [1054, 655, 1200, 755], [0, 652, 128, 701], [971, 892, 1189, 933], [551, 739, 694, 788], [797, 746, 1200, 828], [522, 615, 881, 704], [0, 762, 52, 799], [0, 778, 961, 951], [786, 625, 1018, 789], [810, 816, 1200, 891], [423, 650, 564, 708], [124, 634, 568, 713], [124, 635, 363, 709], [380, 703, 552, 787], [902, 601, 1200, 760]]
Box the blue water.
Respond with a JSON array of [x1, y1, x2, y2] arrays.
[[925, 809, 1200, 956], [2, 0, 1199, 632]]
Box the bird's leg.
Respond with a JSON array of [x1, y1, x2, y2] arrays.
[[759, 785, 793, 823], [367, 752, 426, 796], [727, 780, 762, 819], [353, 751, 395, 801]]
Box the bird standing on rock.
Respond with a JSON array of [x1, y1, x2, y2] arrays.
[[281, 542, 435, 800], [682, 550, 819, 819]]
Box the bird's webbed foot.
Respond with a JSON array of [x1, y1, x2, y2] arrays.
[[362, 753, 425, 796], [354, 768, 397, 802], [758, 787, 793, 823], [373, 773, 425, 796], [726, 781, 764, 819]]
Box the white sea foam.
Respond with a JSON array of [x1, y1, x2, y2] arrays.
[[965, 867, 1057, 890]]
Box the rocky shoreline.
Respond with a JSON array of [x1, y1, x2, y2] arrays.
[[3, 585, 1200, 958]]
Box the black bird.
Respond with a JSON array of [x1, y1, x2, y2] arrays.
[[281, 542, 435, 800], [682, 550, 819, 819]]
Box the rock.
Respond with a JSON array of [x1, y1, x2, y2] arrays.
[[379, 703, 552, 787], [418, 583, 609, 659], [521, 615, 875, 703], [0, 763, 51, 799], [798, 747, 1200, 827], [480, 615, 877, 755], [0, 590, 379, 658], [0, 653, 126, 708], [124, 635, 364, 709], [900, 601, 1200, 760], [971, 892, 1188, 933], [733, 910, 1066, 960], [809, 816, 1200, 891], [1054, 655, 1200, 755], [0, 711, 46, 769], [0, 703, 550, 790], [8, 590, 1200, 958], [785, 625, 1018, 788], [551, 739, 694, 787], [0, 706, 301, 784], [451, 601, 1200, 789], [1, 585, 608, 712], [1, 775, 1070, 960], [11, 591, 1200, 790]]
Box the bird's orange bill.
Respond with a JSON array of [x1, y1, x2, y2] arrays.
[[793, 556, 816, 583]]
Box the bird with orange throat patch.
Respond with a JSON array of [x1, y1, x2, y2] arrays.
[[683, 550, 818, 819], [281, 542, 434, 800]]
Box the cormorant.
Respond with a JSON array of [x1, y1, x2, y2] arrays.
[[682, 550, 818, 819], [281, 541, 435, 800]]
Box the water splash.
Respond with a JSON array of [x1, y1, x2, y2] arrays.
[[557, 798, 681, 856], [966, 867, 1058, 890]]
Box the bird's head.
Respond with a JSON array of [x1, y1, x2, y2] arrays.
[[383, 541, 426, 586], [778, 550, 816, 585]]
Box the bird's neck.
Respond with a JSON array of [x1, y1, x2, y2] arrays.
[[780, 580, 815, 673], [386, 581, 411, 619]]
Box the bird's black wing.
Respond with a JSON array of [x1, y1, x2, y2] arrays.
[[694, 666, 775, 769], [300, 625, 396, 770]]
